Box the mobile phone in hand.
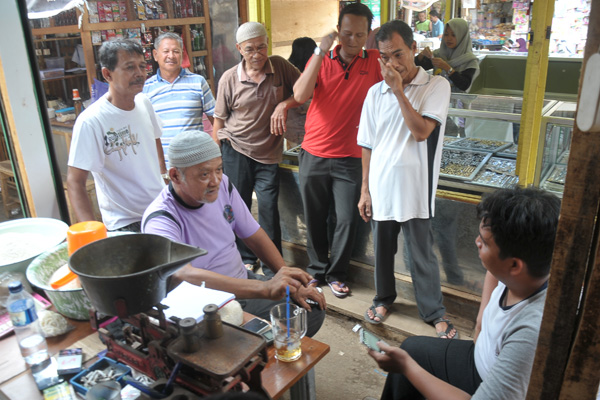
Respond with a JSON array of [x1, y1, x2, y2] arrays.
[[360, 328, 386, 353]]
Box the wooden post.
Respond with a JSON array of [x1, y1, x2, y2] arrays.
[[525, 1, 600, 399], [515, 0, 555, 186]]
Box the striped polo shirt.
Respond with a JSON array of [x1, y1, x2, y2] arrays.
[[143, 68, 216, 165]]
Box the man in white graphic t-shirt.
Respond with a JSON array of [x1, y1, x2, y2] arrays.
[[67, 39, 165, 231]]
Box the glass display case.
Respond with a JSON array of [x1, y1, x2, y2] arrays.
[[439, 93, 556, 193], [277, 94, 576, 299], [537, 102, 575, 195]]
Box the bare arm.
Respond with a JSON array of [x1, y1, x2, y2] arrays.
[[171, 258, 323, 309], [155, 139, 167, 175], [293, 31, 337, 104], [379, 58, 438, 142], [474, 271, 499, 342], [270, 95, 301, 136], [417, 46, 433, 62], [369, 343, 471, 400], [171, 264, 283, 299], [212, 117, 225, 145], [66, 166, 96, 223], [243, 228, 326, 310], [242, 228, 287, 273], [358, 148, 373, 223], [206, 115, 214, 125]]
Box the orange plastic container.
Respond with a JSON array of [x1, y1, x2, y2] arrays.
[[50, 221, 107, 289], [67, 221, 107, 256]]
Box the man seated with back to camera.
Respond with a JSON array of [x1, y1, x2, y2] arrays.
[[142, 131, 326, 337], [367, 186, 560, 399]]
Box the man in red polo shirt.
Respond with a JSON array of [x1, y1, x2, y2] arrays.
[[293, 2, 383, 298]]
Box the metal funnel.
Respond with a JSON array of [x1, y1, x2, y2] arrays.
[[69, 234, 206, 317]]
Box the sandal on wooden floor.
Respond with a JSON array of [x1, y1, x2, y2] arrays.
[[364, 304, 391, 325], [433, 317, 459, 339]]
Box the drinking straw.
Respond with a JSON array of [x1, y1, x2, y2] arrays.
[[163, 361, 182, 395], [286, 286, 291, 340]]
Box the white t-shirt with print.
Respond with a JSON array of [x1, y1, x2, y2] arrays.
[[68, 93, 165, 230]]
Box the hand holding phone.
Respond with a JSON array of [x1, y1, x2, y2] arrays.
[[360, 328, 386, 353]]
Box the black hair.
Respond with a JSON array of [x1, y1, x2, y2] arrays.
[[288, 37, 317, 72], [338, 2, 374, 32], [477, 187, 561, 278], [375, 20, 414, 49], [429, 10, 439, 18], [99, 39, 144, 71]]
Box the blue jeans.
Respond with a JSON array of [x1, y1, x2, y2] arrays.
[[221, 140, 282, 267]]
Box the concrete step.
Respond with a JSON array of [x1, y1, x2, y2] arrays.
[[320, 282, 475, 344]]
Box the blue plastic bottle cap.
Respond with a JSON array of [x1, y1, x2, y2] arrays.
[[8, 281, 23, 293]]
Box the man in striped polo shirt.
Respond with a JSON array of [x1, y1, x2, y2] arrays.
[[143, 32, 216, 170]]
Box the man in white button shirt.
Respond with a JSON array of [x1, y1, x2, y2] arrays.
[[357, 20, 454, 338]]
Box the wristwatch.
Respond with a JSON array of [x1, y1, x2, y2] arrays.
[[161, 173, 170, 181], [448, 67, 454, 75], [314, 47, 325, 57]]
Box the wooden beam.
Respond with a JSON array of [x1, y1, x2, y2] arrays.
[[526, 1, 600, 398], [515, 0, 555, 186], [561, 223, 600, 398], [239, 0, 249, 24], [81, 29, 96, 91]]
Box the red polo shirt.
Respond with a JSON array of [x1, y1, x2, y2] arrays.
[[302, 45, 383, 159]]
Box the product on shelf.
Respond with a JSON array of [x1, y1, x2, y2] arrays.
[[472, 157, 518, 188], [444, 137, 512, 153], [440, 149, 491, 180]]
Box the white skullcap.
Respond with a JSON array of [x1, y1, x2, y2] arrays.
[[236, 22, 267, 44], [168, 131, 221, 168]]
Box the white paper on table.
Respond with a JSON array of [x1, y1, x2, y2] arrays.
[[160, 281, 235, 322]]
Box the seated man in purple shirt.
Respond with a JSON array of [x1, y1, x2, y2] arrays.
[[142, 131, 326, 336]]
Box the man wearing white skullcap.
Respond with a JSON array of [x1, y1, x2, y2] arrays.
[[212, 22, 301, 273], [142, 131, 326, 337]]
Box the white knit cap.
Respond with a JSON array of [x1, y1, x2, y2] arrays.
[[236, 22, 267, 44], [168, 131, 221, 168]]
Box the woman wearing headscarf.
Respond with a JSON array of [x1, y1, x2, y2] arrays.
[[416, 18, 479, 93]]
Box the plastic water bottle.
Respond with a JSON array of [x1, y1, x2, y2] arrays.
[[7, 281, 49, 365]]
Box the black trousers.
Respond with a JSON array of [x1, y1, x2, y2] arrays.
[[221, 140, 282, 266], [381, 336, 482, 399], [298, 150, 362, 283]]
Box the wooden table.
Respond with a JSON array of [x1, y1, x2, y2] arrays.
[[263, 336, 329, 399], [0, 316, 329, 399]]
